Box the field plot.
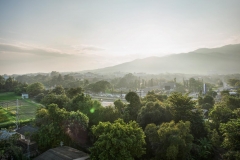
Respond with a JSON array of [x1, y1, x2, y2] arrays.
[[0, 92, 40, 128]]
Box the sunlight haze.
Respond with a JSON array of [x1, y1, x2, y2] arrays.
[[0, 0, 240, 74]]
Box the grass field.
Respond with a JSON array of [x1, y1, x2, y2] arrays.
[[0, 92, 40, 128]]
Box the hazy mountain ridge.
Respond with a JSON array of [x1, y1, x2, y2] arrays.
[[91, 44, 240, 74]]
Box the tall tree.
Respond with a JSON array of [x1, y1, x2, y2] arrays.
[[168, 92, 195, 122]]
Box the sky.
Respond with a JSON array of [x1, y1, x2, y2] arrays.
[[0, 0, 240, 75]]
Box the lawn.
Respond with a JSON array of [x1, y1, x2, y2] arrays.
[[0, 92, 40, 128]]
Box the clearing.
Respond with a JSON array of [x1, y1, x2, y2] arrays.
[[0, 92, 40, 128]]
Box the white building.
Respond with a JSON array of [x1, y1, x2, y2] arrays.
[[22, 93, 29, 99]]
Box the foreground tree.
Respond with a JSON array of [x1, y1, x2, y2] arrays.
[[35, 104, 89, 151], [145, 121, 193, 160], [90, 119, 146, 160], [168, 92, 195, 122], [220, 118, 240, 160]]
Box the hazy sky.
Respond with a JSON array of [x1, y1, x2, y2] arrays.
[[1, 0, 240, 74]]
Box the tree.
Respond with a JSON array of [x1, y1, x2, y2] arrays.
[[90, 119, 146, 160], [27, 82, 45, 97], [196, 137, 213, 160], [145, 121, 193, 160], [41, 93, 70, 109], [0, 133, 25, 159], [137, 101, 166, 128], [87, 80, 111, 93], [70, 93, 103, 126], [35, 104, 89, 151], [4, 77, 18, 92], [124, 92, 141, 122], [209, 103, 233, 129], [168, 92, 195, 122], [50, 85, 65, 95], [225, 96, 240, 110], [220, 118, 240, 160], [14, 83, 28, 95], [66, 87, 83, 99]]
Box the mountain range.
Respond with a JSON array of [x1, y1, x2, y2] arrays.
[[90, 44, 240, 74]]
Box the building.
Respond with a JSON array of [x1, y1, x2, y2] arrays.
[[22, 93, 29, 99], [160, 82, 176, 91], [34, 146, 89, 160], [16, 125, 39, 157]]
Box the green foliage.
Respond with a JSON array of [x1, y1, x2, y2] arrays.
[[124, 92, 141, 122], [209, 103, 233, 129], [14, 83, 28, 95], [4, 77, 18, 92], [34, 93, 45, 103], [114, 99, 125, 114], [41, 93, 70, 109], [70, 93, 103, 126], [27, 82, 45, 97], [228, 78, 240, 87], [137, 101, 166, 128], [197, 137, 213, 159], [225, 96, 240, 110], [144, 91, 168, 102], [98, 106, 121, 123], [87, 80, 111, 93], [189, 108, 208, 139], [210, 129, 221, 147], [90, 119, 146, 160], [50, 85, 65, 95], [220, 118, 240, 160], [35, 104, 89, 150], [145, 121, 193, 160], [168, 92, 195, 122], [0, 133, 26, 160], [66, 87, 83, 98]]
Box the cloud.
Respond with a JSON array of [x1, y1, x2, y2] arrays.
[[0, 43, 70, 57], [71, 44, 105, 54]]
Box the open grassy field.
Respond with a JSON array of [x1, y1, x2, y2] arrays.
[[0, 92, 40, 128]]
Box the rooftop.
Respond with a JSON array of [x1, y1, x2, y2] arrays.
[[34, 146, 89, 160]]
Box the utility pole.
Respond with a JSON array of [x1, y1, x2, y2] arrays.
[[15, 99, 19, 130]]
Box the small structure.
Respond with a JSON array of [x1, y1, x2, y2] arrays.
[[0, 129, 16, 140], [34, 146, 89, 160], [16, 125, 39, 157], [22, 93, 29, 99], [160, 82, 176, 91]]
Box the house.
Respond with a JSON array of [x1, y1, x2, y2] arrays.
[[22, 93, 29, 99], [160, 82, 176, 91], [16, 125, 39, 157], [34, 146, 89, 160]]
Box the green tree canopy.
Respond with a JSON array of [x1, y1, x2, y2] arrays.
[[220, 118, 240, 160], [90, 119, 146, 160], [41, 93, 70, 109], [168, 92, 195, 122], [27, 82, 45, 97], [137, 101, 166, 128], [145, 121, 193, 160], [35, 104, 89, 151]]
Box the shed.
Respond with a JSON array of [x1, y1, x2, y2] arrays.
[[22, 93, 29, 99]]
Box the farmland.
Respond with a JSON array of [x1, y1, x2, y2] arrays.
[[0, 92, 40, 128]]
